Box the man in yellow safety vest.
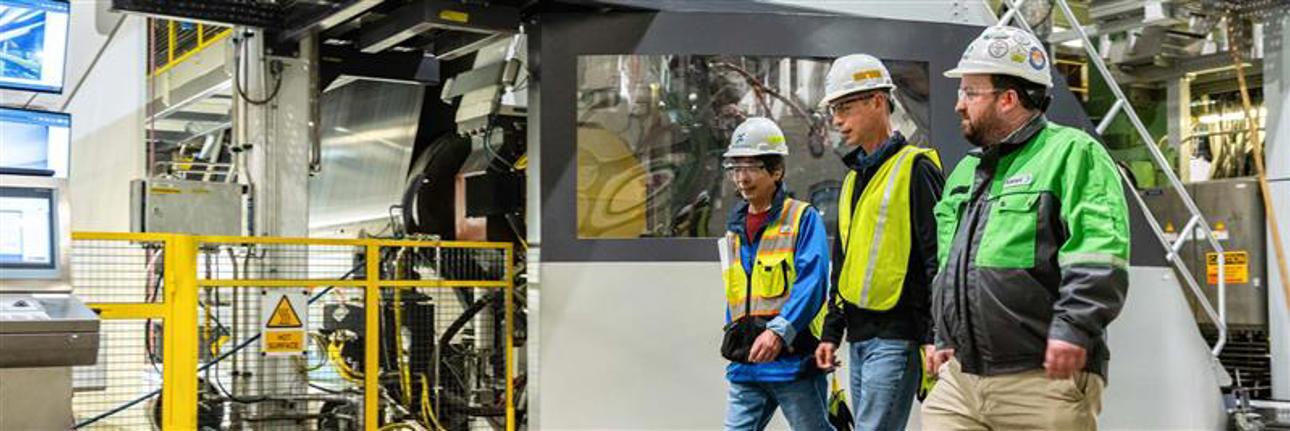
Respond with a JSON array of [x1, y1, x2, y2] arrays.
[[812, 54, 945, 430]]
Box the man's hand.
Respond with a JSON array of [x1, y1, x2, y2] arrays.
[[921, 344, 937, 374], [1044, 339, 1087, 379], [748, 330, 784, 363], [815, 342, 839, 369], [929, 348, 955, 375]]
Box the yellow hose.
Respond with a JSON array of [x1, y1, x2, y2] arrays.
[[327, 339, 363, 383], [420, 374, 446, 431]]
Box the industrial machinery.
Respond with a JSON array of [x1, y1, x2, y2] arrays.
[[1144, 177, 1272, 399], [100, 5, 531, 429], [0, 110, 100, 430], [91, 0, 1289, 429]]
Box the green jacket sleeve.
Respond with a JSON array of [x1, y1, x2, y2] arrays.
[[1050, 136, 1132, 350]]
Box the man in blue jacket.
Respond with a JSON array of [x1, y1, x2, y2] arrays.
[[719, 117, 832, 430]]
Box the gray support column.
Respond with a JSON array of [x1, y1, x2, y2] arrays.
[[1263, 14, 1290, 400], [524, 25, 543, 428], [233, 27, 316, 428]]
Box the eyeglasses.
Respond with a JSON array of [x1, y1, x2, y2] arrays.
[[722, 161, 767, 177], [828, 93, 879, 117], [957, 88, 1004, 101]]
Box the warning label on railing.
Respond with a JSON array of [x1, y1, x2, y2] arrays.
[[1206, 251, 1249, 285], [261, 290, 308, 355]]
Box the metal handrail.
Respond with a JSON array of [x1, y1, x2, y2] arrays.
[[994, 0, 1229, 357]]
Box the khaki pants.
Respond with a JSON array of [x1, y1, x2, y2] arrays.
[[921, 359, 1104, 430]]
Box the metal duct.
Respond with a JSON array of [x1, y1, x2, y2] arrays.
[[308, 80, 424, 232]]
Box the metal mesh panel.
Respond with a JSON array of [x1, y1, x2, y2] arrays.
[[73, 239, 167, 304], [66, 236, 515, 430], [383, 287, 511, 430], [377, 244, 512, 430], [202, 24, 230, 43], [174, 21, 200, 59], [200, 243, 364, 281], [72, 319, 159, 430], [150, 19, 168, 70], [198, 242, 367, 430], [71, 238, 167, 430], [201, 286, 367, 430]]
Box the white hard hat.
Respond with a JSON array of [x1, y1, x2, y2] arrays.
[[724, 117, 788, 158], [944, 25, 1053, 88], [822, 54, 896, 106]]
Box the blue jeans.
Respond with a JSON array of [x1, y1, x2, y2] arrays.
[[724, 374, 834, 431], [849, 338, 919, 431]]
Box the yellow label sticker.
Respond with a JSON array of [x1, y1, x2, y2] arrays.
[[851, 70, 882, 81], [149, 187, 182, 194], [439, 9, 469, 23], [264, 331, 304, 353], [1206, 251, 1249, 285], [266, 296, 303, 328]]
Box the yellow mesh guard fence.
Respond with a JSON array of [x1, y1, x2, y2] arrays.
[[70, 233, 516, 431]]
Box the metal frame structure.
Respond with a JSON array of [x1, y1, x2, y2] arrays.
[[153, 21, 234, 76], [72, 232, 517, 430], [995, 0, 1230, 356]]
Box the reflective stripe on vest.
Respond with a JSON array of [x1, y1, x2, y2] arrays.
[[724, 198, 809, 322], [837, 145, 942, 310]]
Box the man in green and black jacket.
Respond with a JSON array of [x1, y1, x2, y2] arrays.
[[922, 25, 1131, 430]]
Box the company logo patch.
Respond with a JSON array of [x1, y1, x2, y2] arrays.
[[1004, 174, 1033, 189], [1010, 45, 1028, 63], [988, 41, 1009, 58], [1028, 47, 1047, 70], [1012, 32, 1031, 46]]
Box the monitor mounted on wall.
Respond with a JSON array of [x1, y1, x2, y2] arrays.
[[0, 0, 70, 93]]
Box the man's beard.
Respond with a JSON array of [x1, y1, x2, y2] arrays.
[[961, 111, 997, 147]]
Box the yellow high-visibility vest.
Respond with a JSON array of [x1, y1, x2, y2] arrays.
[[837, 145, 941, 311], [723, 198, 826, 336]]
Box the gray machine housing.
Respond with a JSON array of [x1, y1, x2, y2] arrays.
[[1142, 177, 1269, 328], [0, 174, 100, 430], [130, 178, 245, 236]]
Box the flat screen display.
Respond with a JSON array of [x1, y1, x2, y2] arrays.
[[0, 107, 70, 177], [0, 0, 70, 93], [0, 187, 55, 270]]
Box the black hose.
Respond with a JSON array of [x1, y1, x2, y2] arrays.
[[437, 290, 504, 348], [401, 172, 428, 235]]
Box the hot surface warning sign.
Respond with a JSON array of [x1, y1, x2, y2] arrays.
[[261, 290, 308, 355], [267, 296, 303, 328], [1206, 251, 1249, 285]]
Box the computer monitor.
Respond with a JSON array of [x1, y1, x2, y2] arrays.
[[0, 175, 66, 287], [0, 186, 54, 270], [0, 0, 70, 93], [0, 107, 70, 177]]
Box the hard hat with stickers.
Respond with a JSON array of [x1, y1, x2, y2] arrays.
[[723, 117, 789, 158], [943, 25, 1053, 88]]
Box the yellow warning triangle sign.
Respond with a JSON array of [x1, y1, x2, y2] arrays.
[[267, 296, 303, 328]]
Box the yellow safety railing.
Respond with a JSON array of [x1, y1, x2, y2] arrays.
[[71, 232, 516, 430], [153, 20, 233, 76]]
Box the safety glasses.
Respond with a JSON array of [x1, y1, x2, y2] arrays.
[[827, 92, 880, 117], [721, 160, 767, 178]]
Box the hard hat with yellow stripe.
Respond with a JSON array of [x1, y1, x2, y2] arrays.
[[822, 54, 896, 106]]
